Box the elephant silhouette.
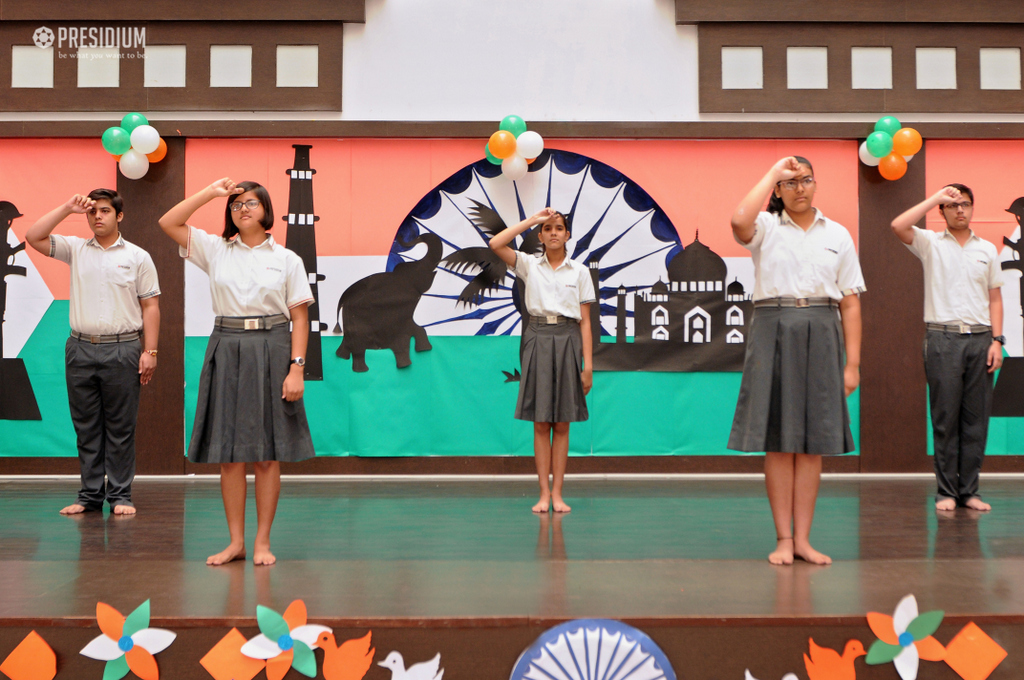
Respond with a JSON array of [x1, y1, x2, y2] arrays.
[[334, 232, 442, 372]]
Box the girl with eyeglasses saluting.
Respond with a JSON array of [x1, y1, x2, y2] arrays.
[[727, 156, 866, 565], [159, 178, 316, 566]]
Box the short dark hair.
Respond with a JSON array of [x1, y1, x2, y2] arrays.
[[223, 181, 274, 240], [87, 188, 123, 215], [767, 156, 814, 216], [945, 183, 974, 205]]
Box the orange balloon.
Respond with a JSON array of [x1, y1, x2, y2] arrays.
[[488, 130, 517, 159], [111, 154, 121, 161], [526, 157, 537, 164], [892, 127, 923, 156], [879, 152, 908, 180], [146, 138, 167, 162]]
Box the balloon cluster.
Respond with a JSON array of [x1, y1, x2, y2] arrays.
[[100, 113, 168, 180], [485, 115, 545, 181], [858, 116, 923, 181]]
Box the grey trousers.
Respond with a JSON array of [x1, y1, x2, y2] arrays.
[[924, 330, 993, 504], [65, 337, 141, 509]]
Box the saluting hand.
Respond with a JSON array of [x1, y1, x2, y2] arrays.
[[933, 186, 962, 206], [771, 156, 803, 182], [65, 194, 95, 214], [208, 177, 244, 198], [531, 207, 557, 224]]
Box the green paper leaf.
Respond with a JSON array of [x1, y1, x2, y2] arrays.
[[123, 600, 150, 637], [866, 640, 902, 665], [906, 610, 944, 640], [256, 605, 289, 641], [291, 640, 317, 678], [103, 655, 130, 680]]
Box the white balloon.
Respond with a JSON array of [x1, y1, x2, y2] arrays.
[[903, 154, 915, 162], [516, 130, 544, 159], [119, 149, 150, 179], [130, 125, 161, 154], [859, 141, 880, 167], [502, 154, 528, 181]]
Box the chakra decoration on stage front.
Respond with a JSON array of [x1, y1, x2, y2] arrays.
[[865, 594, 945, 680], [509, 619, 676, 680], [379, 148, 751, 373], [240, 601, 330, 680], [0, 630, 56, 680], [378, 651, 444, 680], [79, 601, 176, 680], [803, 639, 865, 680]]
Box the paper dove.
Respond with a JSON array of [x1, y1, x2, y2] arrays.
[[377, 651, 444, 680], [744, 671, 798, 680]]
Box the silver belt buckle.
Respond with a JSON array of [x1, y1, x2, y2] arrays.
[[959, 323, 971, 334], [546, 315, 558, 324], [244, 318, 261, 330], [795, 298, 810, 308]]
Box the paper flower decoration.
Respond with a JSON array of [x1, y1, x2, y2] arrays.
[[866, 594, 945, 680], [240, 600, 330, 680], [79, 601, 176, 680]]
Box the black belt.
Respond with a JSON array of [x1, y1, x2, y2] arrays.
[[215, 314, 289, 330], [754, 297, 838, 309], [70, 331, 141, 344], [926, 322, 991, 335], [529, 315, 577, 325]]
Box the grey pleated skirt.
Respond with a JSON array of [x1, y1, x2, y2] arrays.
[[515, 318, 589, 423], [728, 305, 854, 455], [188, 325, 316, 464]]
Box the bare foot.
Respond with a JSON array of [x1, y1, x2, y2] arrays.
[[112, 505, 136, 516], [253, 542, 276, 566], [935, 497, 956, 511], [60, 504, 87, 515], [769, 537, 794, 565], [964, 497, 991, 512], [532, 499, 550, 513], [551, 495, 571, 513], [207, 543, 246, 566], [794, 541, 832, 565]]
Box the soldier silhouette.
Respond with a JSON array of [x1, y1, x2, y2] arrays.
[[0, 200, 41, 420], [990, 197, 1024, 418]]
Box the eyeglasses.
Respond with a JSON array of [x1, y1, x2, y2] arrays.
[[942, 202, 972, 211], [777, 177, 815, 191], [230, 199, 262, 212]]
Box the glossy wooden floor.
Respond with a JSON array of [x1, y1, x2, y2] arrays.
[[1, 476, 1023, 621]]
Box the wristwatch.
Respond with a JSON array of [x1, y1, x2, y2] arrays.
[[291, 357, 306, 367], [994, 335, 1006, 345]]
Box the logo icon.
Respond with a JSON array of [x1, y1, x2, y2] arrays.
[[32, 26, 54, 48]]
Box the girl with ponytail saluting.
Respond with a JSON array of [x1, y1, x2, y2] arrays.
[[728, 156, 866, 565]]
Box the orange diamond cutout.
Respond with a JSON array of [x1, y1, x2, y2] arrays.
[[0, 631, 56, 680], [944, 622, 1007, 680], [199, 628, 266, 680]]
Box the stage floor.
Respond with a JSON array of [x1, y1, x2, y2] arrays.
[[2, 475, 1024, 621]]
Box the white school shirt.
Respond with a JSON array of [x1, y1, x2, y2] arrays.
[[738, 209, 866, 301], [181, 226, 313, 317], [51, 233, 160, 335], [906, 227, 1003, 326], [512, 251, 597, 320]]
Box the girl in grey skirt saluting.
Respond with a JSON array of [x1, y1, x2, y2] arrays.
[[490, 208, 595, 513], [159, 178, 316, 566], [728, 157, 865, 565]]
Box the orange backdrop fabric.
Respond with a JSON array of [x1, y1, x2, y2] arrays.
[[184, 138, 860, 258], [2, 139, 117, 300]]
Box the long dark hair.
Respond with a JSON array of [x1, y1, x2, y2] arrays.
[[767, 156, 813, 216], [222, 181, 274, 240]]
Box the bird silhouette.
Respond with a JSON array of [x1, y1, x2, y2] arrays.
[[745, 671, 798, 680], [316, 630, 374, 680], [803, 638, 866, 680], [377, 651, 444, 680]]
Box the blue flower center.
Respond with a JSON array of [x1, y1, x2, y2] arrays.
[[118, 636, 134, 652], [898, 632, 914, 647], [277, 634, 294, 651]]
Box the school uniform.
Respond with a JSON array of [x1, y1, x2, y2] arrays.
[[728, 209, 866, 454], [181, 226, 315, 463], [906, 226, 1004, 503], [512, 251, 596, 423], [51, 233, 160, 510]]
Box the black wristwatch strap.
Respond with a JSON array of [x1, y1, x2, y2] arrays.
[[994, 335, 1006, 345]]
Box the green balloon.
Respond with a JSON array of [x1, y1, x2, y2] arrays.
[[874, 116, 902, 137], [866, 131, 894, 158], [101, 126, 132, 155], [499, 114, 528, 138], [120, 112, 148, 133], [484, 142, 502, 165]]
